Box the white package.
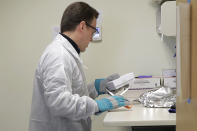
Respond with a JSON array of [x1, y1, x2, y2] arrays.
[[108, 72, 135, 90], [133, 78, 161, 89], [164, 77, 176, 88]]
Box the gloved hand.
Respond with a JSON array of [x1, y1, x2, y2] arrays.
[[95, 95, 131, 112], [94, 73, 120, 95]]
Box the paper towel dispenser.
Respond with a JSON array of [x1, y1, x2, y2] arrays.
[[160, 1, 176, 36]]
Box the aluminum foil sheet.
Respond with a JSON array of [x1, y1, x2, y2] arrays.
[[138, 87, 176, 108]]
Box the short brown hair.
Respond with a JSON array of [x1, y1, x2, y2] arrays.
[[60, 2, 99, 33]]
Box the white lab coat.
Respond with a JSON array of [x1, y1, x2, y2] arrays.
[[29, 34, 99, 131]]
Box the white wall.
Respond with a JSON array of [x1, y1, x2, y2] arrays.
[[82, 0, 176, 82], [0, 0, 176, 131]]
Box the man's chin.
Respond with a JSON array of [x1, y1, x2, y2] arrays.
[[81, 48, 86, 52], [81, 47, 88, 52]]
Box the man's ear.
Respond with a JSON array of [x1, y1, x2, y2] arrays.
[[78, 21, 86, 32]]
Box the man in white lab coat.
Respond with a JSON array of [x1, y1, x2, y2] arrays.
[[29, 2, 131, 131]]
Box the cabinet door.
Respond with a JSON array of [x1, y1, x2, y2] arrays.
[[176, 1, 197, 131]]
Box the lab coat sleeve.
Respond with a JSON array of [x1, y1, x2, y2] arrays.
[[41, 56, 98, 120], [87, 82, 98, 99]]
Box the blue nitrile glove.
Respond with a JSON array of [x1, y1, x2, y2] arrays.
[[94, 73, 120, 95], [95, 95, 131, 112]]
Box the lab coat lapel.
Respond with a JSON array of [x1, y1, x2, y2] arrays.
[[56, 34, 89, 96], [56, 34, 83, 64]]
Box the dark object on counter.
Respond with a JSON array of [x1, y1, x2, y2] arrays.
[[132, 125, 176, 131], [168, 104, 176, 113]]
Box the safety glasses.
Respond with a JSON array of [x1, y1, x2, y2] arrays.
[[85, 21, 98, 33]]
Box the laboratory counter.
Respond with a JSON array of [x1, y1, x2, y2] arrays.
[[103, 103, 176, 126], [103, 90, 176, 131]]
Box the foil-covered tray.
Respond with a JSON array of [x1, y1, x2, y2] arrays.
[[138, 87, 176, 108]]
